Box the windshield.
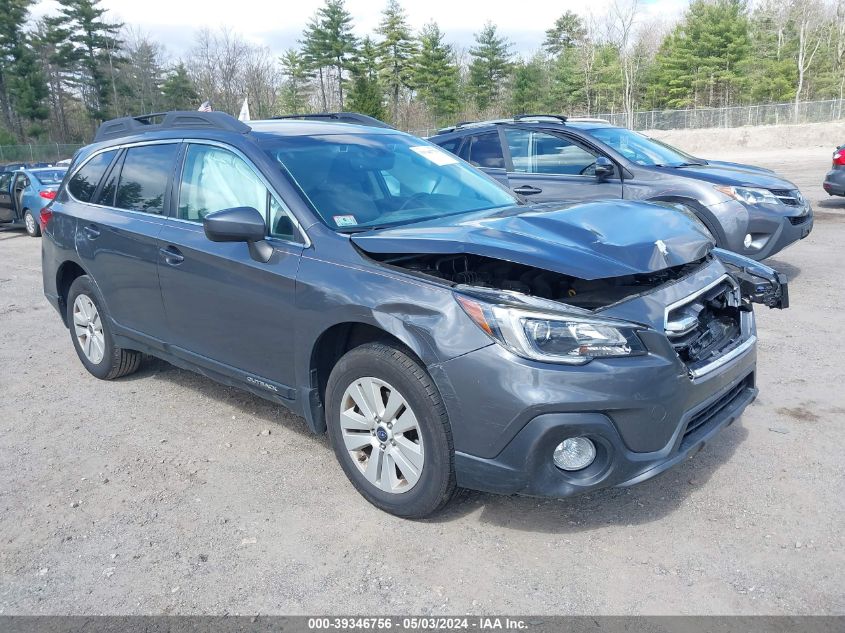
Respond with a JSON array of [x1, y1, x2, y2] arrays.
[[262, 133, 516, 230], [32, 169, 66, 185], [588, 127, 703, 167]]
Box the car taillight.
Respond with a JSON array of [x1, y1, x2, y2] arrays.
[[39, 207, 53, 230], [39, 190, 57, 200], [833, 151, 845, 166]]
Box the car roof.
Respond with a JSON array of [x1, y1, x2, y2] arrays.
[[247, 119, 403, 139], [431, 119, 616, 139]]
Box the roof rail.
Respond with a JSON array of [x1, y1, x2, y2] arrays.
[[93, 111, 251, 142], [513, 114, 568, 123], [271, 112, 394, 129]]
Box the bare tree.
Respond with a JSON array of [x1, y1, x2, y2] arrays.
[[186, 28, 251, 116], [607, 0, 643, 128], [792, 0, 829, 122]]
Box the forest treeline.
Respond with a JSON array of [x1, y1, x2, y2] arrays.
[[1, 0, 844, 143]]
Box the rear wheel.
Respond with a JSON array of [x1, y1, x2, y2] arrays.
[[326, 343, 456, 518], [67, 275, 142, 380], [23, 210, 40, 237]]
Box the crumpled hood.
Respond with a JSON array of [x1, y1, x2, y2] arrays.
[[663, 160, 796, 189], [352, 200, 714, 281]]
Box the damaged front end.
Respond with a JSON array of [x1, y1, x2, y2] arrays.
[[364, 248, 787, 376]]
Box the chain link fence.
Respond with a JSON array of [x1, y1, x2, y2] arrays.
[[408, 98, 845, 137], [595, 98, 845, 131], [0, 143, 83, 164]]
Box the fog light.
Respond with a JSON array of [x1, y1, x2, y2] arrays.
[[553, 437, 596, 471], [743, 233, 753, 248]]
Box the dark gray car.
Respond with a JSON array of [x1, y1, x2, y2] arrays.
[[822, 144, 845, 196], [430, 116, 813, 260], [42, 111, 788, 518]]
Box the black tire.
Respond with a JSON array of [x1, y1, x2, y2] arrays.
[[23, 210, 40, 237], [66, 275, 142, 380], [326, 343, 456, 518]]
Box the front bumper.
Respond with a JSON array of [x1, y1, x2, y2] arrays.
[[712, 199, 813, 260], [432, 320, 758, 498], [823, 168, 845, 196]]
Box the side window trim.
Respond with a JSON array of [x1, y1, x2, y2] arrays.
[[92, 148, 125, 207], [174, 139, 310, 248]]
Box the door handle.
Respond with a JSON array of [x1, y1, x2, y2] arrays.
[[159, 245, 185, 265], [82, 224, 100, 239], [513, 185, 543, 195]]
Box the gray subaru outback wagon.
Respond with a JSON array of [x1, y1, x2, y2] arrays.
[[42, 111, 787, 517]]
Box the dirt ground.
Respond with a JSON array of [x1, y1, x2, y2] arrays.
[[0, 138, 843, 616]]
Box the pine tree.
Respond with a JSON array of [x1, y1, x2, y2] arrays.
[[309, 0, 357, 110], [0, 0, 49, 139], [162, 63, 199, 110], [50, 0, 123, 125], [653, 0, 751, 108], [468, 22, 513, 112], [510, 58, 545, 114], [376, 0, 415, 123], [301, 12, 331, 110], [278, 49, 312, 114], [412, 22, 460, 123], [347, 37, 385, 119], [543, 11, 586, 57]]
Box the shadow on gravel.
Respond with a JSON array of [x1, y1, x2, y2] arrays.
[[816, 197, 845, 209], [765, 257, 802, 281], [121, 353, 750, 534], [129, 356, 322, 443], [432, 423, 750, 533]]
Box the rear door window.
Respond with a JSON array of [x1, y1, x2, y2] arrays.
[[115, 144, 179, 214], [68, 151, 118, 202], [464, 133, 505, 169]]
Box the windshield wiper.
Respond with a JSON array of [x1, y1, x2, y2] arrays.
[[655, 161, 707, 168]]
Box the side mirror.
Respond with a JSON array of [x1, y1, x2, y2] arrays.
[[203, 206, 273, 262], [594, 156, 615, 179]]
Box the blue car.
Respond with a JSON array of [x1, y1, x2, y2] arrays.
[[0, 167, 67, 236]]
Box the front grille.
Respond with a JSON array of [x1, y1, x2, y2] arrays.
[[665, 279, 743, 373], [681, 375, 753, 449], [788, 214, 811, 225], [769, 189, 802, 206]]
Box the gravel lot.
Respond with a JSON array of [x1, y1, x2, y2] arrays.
[[1, 141, 843, 615]]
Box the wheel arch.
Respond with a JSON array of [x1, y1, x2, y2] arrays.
[[305, 321, 429, 435], [56, 260, 88, 327]]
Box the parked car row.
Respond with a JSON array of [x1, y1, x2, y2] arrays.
[[37, 111, 795, 517], [0, 167, 67, 236]]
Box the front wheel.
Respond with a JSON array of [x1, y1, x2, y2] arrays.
[[325, 343, 456, 518], [23, 210, 40, 237]]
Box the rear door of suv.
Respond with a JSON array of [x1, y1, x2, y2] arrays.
[[70, 143, 175, 341], [156, 141, 305, 394]]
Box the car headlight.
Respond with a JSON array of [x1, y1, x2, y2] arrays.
[[715, 185, 780, 206], [455, 294, 646, 364]]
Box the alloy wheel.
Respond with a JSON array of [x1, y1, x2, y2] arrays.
[[73, 294, 105, 364], [24, 212, 36, 235], [339, 377, 425, 494]]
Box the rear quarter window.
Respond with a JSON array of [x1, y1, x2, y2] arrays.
[[68, 151, 118, 202]]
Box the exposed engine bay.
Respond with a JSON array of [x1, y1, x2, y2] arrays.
[[374, 252, 707, 310]]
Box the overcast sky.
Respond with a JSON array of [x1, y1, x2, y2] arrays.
[[32, 0, 689, 59]]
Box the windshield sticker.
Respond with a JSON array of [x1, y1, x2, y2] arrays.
[[333, 214, 358, 227], [409, 145, 458, 166]]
